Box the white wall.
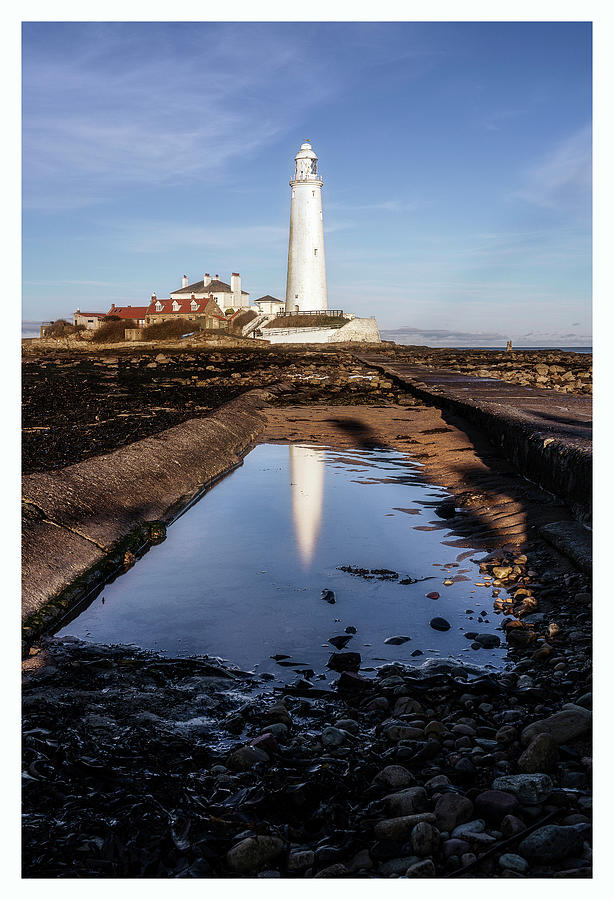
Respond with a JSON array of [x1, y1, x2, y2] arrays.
[[263, 318, 381, 344], [286, 180, 328, 313]]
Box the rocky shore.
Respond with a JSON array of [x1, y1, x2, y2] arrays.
[[22, 345, 410, 474], [23, 549, 592, 878], [382, 347, 592, 395], [21, 339, 592, 878]]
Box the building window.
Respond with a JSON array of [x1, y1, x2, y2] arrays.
[[155, 301, 162, 312], [295, 294, 298, 299], [314, 249, 318, 256]]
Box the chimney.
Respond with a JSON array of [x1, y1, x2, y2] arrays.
[[182, 275, 188, 288], [231, 272, 242, 308], [110, 304, 114, 311], [203, 273, 211, 287], [151, 292, 157, 301]]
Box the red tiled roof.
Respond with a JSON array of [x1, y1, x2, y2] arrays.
[[145, 297, 224, 317], [107, 306, 149, 319], [75, 311, 106, 317]]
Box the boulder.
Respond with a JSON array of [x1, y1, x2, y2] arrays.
[[226, 835, 284, 873], [491, 774, 553, 805], [520, 705, 591, 747]]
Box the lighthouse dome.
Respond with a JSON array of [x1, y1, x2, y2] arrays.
[[296, 140, 317, 160]]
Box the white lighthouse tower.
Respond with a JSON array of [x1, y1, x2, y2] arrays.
[[285, 140, 328, 313]]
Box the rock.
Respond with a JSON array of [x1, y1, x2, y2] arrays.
[[327, 651, 361, 672], [374, 813, 436, 840], [492, 773, 553, 805], [226, 835, 284, 873], [451, 819, 485, 837], [334, 717, 359, 734], [372, 764, 414, 790], [393, 696, 422, 715], [260, 722, 288, 741], [426, 591, 440, 599], [498, 853, 529, 874], [493, 566, 513, 579], [314, 863, 348, 878], [434, 793, 474, 831], [328, 634, 353, 650], [475, 790, 519, 822], [520, 705, 591, 747], [453, 758, 477, 780], [495, 725, 517, 745], [518, 733, 559, 773], [405, 859, 436, 876], [378, 856, 420, 876], [345, 625, 357, 634], [287, 849, 315, 872], [250, 733, 279, 755], [425, 774, 451, 792], [384, 635, 411, 645], [443, 838, 471, 859], [321, 590, 336, 604], [518, 824, 590, 862], [384, 787, 427, 817], [500, 815, 527, 837], [424, 720, 446, 739], [227, 746, 270, 770], [474, 633, 501, 648], [411, 821, 439, 857], [336, 671, 373, 695], [263, 702, 292, 727], [321, 726, 352, 748], [430, 617, 451, 632], [383, 724, 424, 742]]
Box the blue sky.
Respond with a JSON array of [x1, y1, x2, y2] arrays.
[[22, 21, 592, 345]]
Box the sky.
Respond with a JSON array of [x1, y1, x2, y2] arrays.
[[21, 21, 592, 346]]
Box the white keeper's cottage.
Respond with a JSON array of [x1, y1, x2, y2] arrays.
[[170, 272, 249, 312]]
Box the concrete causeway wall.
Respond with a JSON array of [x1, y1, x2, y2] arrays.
[[356, 354, 592, 524], [22, 388, 277, 635]]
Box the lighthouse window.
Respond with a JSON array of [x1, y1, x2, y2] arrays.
[[314, 249, 318, 256], [311, 160, 317, 174]]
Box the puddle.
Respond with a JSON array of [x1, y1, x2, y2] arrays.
[[56, 444, 509, 683]]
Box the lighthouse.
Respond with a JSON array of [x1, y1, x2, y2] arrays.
[[285, 140, 328, 313]]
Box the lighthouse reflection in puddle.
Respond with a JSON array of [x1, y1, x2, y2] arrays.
[[289, 445, 325, 567]]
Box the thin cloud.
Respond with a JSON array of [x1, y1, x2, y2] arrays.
[[512, 125, 591, 211]]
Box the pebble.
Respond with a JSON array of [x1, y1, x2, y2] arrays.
[[227, 746, 270, 770], [374, 813, 436, 840], [321, 726, 352, 748], [378, 856, 420, 876], [405, 859, 436, 877], [411, 821, 440, 857], [499, 853, 529, 873], [492, 773, 553, 805], [434, 793, 474, 831], [327, 651, 361, 672], [475, 790, 519, 822], [384, 635, 411, 645], [429, 617, 451, 632], [226, 835, 284, 873], [518, 824, 590, 862], [384, 787, 427, 816], [518, 733, 558, 773], [372, 764, 414, 790], [520, 705, 591, 746]]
